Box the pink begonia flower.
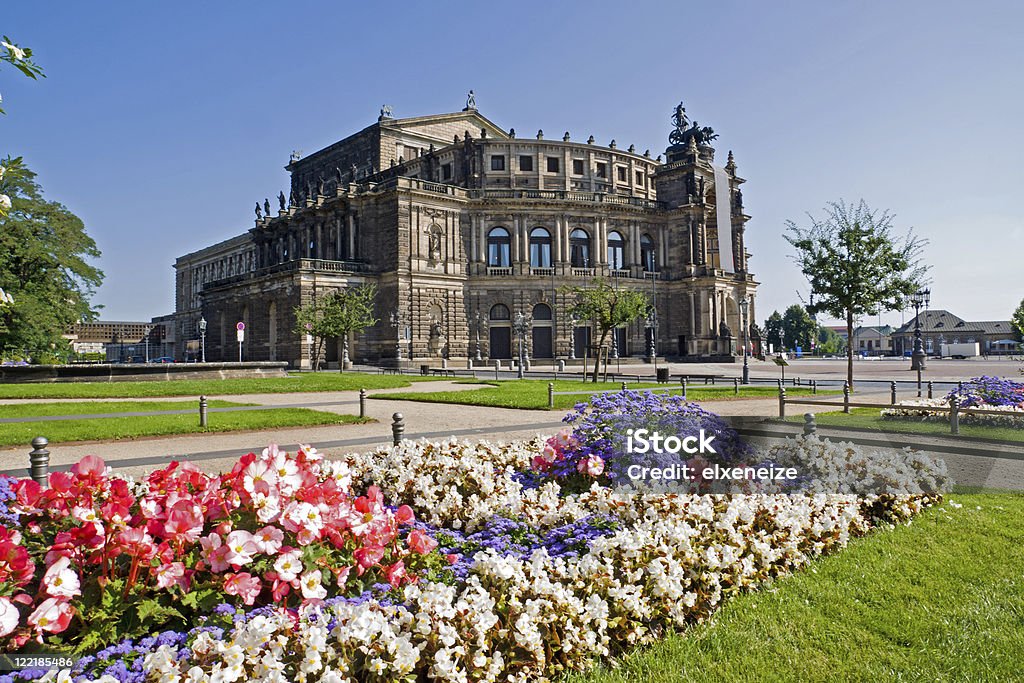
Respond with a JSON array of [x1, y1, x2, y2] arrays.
[[354, 545, 385, 570], [242, 459, 277, 495], [299, 570, 327, 600], [224, 530, 259, 567], [0, 597, 20, 637], [27, 597, 73, 635], [164, 500, 205, 543], [407, 529, 438, 555], [223, 572, 262, 605], [154, 562, 189, 592], [252, 492, 281, 524], [41, 556, 81, 599], [577, 454, 605, 477], [273, 549, 303, 583], [253, 526, 284, 555], [331, 565, 351, 588], [70, 455, 106, 479], [269, 454, 303, 493], [383, 560, 407, 588], [199, 533, 231, 573], [394, 505, 415, 525]]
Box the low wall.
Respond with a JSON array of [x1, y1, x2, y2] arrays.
[[0, 362, 290, 384]]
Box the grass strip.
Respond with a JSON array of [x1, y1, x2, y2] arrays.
[[0, 399, 247, 419], [0, 372, 434, 400], [572, 492, 1024, 682], [375, 379, 832, 411], [0, 408, 366, 447], [789, 407, 1024, 445]]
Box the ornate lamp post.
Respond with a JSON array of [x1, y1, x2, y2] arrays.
[[304, 322, 314, 370], [645, 308, 657, 362], [512, 311, 531, 379], [910, 288, 930, 396], [474, 310, 484, 362], [568, 312, 577, 360], [389, 310, 404, 362], [144, 326, 152, 363], [198, 317, 207, 363], [739, 295, 750, 384]]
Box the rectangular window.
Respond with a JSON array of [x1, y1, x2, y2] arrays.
[[441, 163, 452, 180], [572, 159, 585, 175], [491, 155, 506, 171], [547, 157, 560, 173], [519, 155, 533, 171], [596, 162, 607, 178], [617, 166, 627, 182], [635, 170, 644, 185]]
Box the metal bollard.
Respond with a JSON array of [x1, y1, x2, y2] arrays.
[[680, 377, 687, 400], [199, 395, 208, 427], [890, 381, 897, 405], [812, 379, 817, 395], [391, 412, 405, 446], [928, 381, 934, 399], [621, 381, 627, 391], [778, 386, 787, 419], [548, 382, 554, 408], [359, 388, 367, 418], [29, 437, 50, 488], [803, 413, 817, 436], [843, 381, 851, 414], [949, 395, 960, 435], [733, 377, 739, 395]]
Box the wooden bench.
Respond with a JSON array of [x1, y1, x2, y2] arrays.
[[430, 368, 456, 377], [377, 368, 402, 375], [678, 374, 723, 385]]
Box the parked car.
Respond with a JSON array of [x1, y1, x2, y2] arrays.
[[152, 356, 176, 363]]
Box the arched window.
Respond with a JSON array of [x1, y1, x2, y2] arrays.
[[641, 234, 656, 272], [490, 303, 511, 321], [487, 227, 511, 267], [529, 227, 552, 268], [570, 229, 591, 268], [532, 303, 552, 320], [607, 230, 625, 270]]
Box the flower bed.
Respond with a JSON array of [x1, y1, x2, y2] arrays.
[[0, 392, 948, 682], [882, 376, 1024, 429]]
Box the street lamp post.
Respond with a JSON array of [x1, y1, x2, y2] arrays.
[[645, 309, 657, 362], [568, 313, 577, 360], [198, 317, 207, 363], [144, 326, 152, 363], [389, 310, 403, 362], [910, 288, 930, 396], [512, 312, 531, 379], [739, 295, 750, 384]]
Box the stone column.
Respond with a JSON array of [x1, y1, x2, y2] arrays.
[[348, 214, 356, 259]]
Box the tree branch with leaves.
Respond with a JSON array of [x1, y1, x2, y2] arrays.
[[562, 279, 650, 382], [294, 284, 378, 372]]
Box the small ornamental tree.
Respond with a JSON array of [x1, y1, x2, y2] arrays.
[[785, 200, 928, 392], [295, 284, 378, 372], [562, 279, 650, 382]]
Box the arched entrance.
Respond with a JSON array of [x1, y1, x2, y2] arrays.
[[532, 303, 553, 358], [489, 304, 512, 359]]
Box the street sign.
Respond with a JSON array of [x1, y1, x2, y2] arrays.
[[236, 322, 245, 331], [236, 329, 245, 343]]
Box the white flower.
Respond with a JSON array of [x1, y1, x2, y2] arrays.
[[2, 42, 26, 62], [0, 195, 11, 211]]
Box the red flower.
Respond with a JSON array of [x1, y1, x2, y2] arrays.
[[407, 528, 438, 555], [27, 598, 73, 636]]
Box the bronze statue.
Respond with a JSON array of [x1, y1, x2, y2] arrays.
[[278, 191, 286, 211], [255, 202, 262, 219], [719, 320, 732, 338], [263, 198, 271, 216]]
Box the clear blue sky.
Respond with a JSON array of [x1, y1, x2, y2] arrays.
[[4, 1, 1022, 328]]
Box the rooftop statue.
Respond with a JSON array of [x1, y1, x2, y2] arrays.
[[669, 101, 719, 147]]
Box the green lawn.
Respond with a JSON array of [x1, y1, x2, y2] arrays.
[[572, 492, 1024, 682], [788, 407, 1024, 444], [375, 379, 833, 411], [0, 371, 433, 400], [0, 399, 248, 418], [0, 408, 366, 447]]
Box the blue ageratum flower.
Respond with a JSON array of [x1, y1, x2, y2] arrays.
[[947, 376, 1024, 408]]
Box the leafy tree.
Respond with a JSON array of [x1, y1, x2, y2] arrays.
[[562, 279, 650, 382], [1012, 299, 1024, 343], [763, 311, 784, 351], [783, 304, 816, 353], [786, 200, 927, 391], [0, 158, 103, 362], [817, 326, 845, 355], [294, 284, 378, 372]]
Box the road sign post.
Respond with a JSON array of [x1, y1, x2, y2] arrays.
[[236, 322, 245, 363]]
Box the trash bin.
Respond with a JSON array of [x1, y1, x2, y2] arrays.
[[420, 364, 430, 376], [656, 367, 670, 384]]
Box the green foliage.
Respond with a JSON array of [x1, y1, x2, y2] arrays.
[[562, 279, 651, 381], [782, 304, 816, 352], [763, 311, 784, 351], [295, 284, 378, 371], [0, 158, 104, 362], [817, 326, 845, 355], [785, 199, 928, 390], [0, 36, 45, 116], [1012, 298, 1024, 342]]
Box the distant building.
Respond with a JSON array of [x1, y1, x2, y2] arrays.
[[852, 325, 893, 356], [891, 310, 1017, 356], [172, 99, 759, 367]]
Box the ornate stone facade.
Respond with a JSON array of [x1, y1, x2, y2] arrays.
[[173, 102, 758, 367]]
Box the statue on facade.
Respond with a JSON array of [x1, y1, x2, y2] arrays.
[[349, 163, 358, 181], [263, 198, 271, 216], [278, 191, 286, 211], [669, 102, 719, 147], [379, 104, 393, 120], [465, 89, 476, 110], [289, 189, 297, 207], [335, 167, 343, 185], [719, 320, 732, 339], [255, 202, 263, 219], [317, 174, 326, 196], [428, 229, 441, 260]]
